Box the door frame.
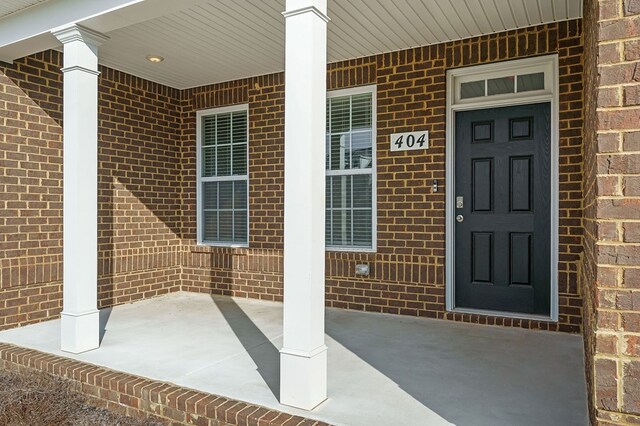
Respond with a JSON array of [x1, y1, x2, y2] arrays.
[[445, 55, 560, 321]]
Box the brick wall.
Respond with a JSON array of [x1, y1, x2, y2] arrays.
[[1, 20, 585, 334], [181, 75, 286, 299], [181, 20, 584, 332], [582, 0, 600, 423], [0, 52, 183, 331], [96, 65, 183, 308], [0, 51, 64, 330], [582, 0, 640, 424]]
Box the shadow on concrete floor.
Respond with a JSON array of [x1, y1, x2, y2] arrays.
[[99, 307, 113, 344], [325, 310, 588, 426], [212, 296, 280, 399]]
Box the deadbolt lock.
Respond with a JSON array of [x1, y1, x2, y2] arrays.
[[456, 196, 464, 209]]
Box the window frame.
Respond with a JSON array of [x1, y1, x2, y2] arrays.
[[326, 85, 377, 253], [196, 104, 250, 248]]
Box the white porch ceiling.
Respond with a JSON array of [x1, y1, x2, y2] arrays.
[[3, 0, 583, 89], [97, 0, 583, 89], [0, 0, 49, 19]]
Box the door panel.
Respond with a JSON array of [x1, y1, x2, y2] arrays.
[[510, 232, 532, 285], [472, 232, 493, 284], [472, 159, 493, 212], [454, 103, 551, 315], [510, 157, 532, 212]]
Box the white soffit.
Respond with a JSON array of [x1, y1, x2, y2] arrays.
[[84, 0, 583, 89], [0, 0, 49, 19]]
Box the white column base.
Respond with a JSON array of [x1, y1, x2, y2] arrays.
[[60, 310, 99, 354], [280, 345, 328, 410]]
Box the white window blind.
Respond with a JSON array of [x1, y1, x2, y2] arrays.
[[326, 89, 375, 250], [198, 107, 248, 245]]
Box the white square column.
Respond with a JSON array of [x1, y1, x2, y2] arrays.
[[280, 0, 329, 410], [52, 24, 108, 354]]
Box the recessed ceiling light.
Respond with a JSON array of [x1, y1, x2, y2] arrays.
[[145, 55, 164, 63]]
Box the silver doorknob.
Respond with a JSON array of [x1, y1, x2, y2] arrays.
[[456, 214, 464, 223]]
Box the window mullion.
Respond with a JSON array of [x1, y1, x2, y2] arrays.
[[327, 168, 371, 176], [205, 175, 248, 182]]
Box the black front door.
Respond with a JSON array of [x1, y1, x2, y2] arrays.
[[454, 103, 551, 315]]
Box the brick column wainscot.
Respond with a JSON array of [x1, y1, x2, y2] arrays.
[[582, 0, 640, 423]]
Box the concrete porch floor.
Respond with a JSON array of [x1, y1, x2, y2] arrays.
[[0, 292, 587, 426]]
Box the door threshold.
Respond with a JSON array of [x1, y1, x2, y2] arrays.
[[450, 307, 555, 323]]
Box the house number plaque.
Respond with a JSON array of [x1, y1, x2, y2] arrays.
[[390, 130, 429, 152]]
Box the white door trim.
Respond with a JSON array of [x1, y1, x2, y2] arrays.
[[445, 54, 560, 322]]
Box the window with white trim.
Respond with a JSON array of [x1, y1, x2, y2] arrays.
[[326, 87, 376, 251], [197, 105, 248, 246]]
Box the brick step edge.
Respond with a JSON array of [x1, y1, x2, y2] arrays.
[[0, 343, 330, 426]]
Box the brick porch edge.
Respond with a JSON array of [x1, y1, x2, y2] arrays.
[[0, 343, 329, 426]]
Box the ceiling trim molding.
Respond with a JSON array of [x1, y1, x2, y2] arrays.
[[0, 0, 140, 48], [0, 0, 140, 62]]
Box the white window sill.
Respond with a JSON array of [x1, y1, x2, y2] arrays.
[[193, 242, 249, 253], [326, 246, 376, 254]]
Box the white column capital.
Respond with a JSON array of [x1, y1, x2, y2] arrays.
[[283, 0, 329, 22], [282, 6, 329, 22], [52, 24, 109, 47]]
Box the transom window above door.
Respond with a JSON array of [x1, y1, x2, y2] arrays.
[[460, 72, 545, 99], [451, 56, 555, 105]]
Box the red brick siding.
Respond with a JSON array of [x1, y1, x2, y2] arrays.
[[1, 21, 585, 334], [339, 22, 585, 330], [181, 20, 584, 332], [96, 65, 183, 307], [181, 74, 286, 299], [581, 0, 600, 423], [0, 52, 183, 330], [0, 51, 64, 330], [581, 0, 640, 424]]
